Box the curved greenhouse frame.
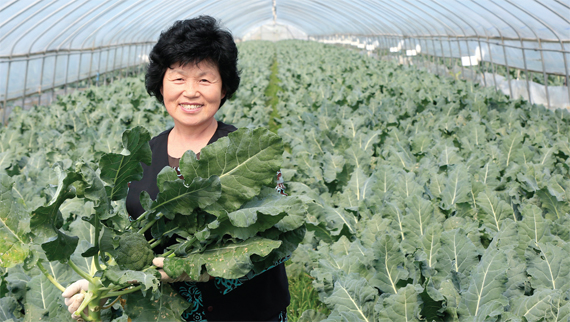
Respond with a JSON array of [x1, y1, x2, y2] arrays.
[[1, 0, 569, 122]]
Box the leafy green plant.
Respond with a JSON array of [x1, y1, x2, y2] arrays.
[[1, 125, 307, 321]]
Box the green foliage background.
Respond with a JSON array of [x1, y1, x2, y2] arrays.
[[2, 40, 570, 321]]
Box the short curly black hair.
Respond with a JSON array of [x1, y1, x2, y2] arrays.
[[145, 16, 240, 107]]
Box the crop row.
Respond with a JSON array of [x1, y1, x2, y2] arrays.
[[2, 40, 570, 322]]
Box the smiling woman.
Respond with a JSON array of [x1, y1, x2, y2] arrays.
[[60, 16, 291, 322], [161, 60, 227, 157]]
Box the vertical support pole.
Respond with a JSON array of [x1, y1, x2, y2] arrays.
[[88, 48, 94, 86], [519, 39, 532, 105], [38, 55, 46, 106], [486, 37, 498, 92], [51, 52, 59, 100], [537, 39, 551, 109], [21, 57, 30, 108], [112, 46, 118, 82], [104, 48, 111, 86], [500, 37, 513, 98], [2, 62, 11, 125], [63, 52, 71, 95], [77, 52, 83, 88]]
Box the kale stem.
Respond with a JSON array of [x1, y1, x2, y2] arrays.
[[138, 212, 163, 235], [101, 295, 122, 310], [124, 210, 150, 230], [106, 285, 143, 298], [162, 236, 197, 258], [149, 227, 179, 249], [162, 249, 176, 258], [150, 239, 161, 249], [37, 262, 66, 292], [68, 259, 96, 284]]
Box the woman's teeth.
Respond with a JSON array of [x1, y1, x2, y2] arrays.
[[180, 104, 203, 110]]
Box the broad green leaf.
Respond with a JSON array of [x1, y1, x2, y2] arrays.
[[207, 190, 299, 240], [526, 241, 570, 291], [440, 228, 480, 280], [537, 188, 569, 221], [151, 176, 221, 220], [99, 126, 152, 200], [499, 131, 523, 169], [124, 283, 190, 322], [253, 226, 306, 273], [436, 143, 462, 167], [518, 203, 549, 245], [476, 190, 514, 232], [416, 225, 446, 283], [371, 234, 408, 294], [179, 127, 283, 214], [0, 174, 31, 268], [410, 132, 432, 155], [511, 290, 557, 322], [0, 151, 13, 171], [30, 168, 81, 263], [547, 174, 570, 202], [387, 143, 415, 171], [322, 152, 345, 183], [552, 215, 570, 244], [341, 167, 374, 208], [554, 292, 570, 322], [164, 237, 281, 280], [458, 123, 487, 150], [377, 284, 422, 322], [25, 274, 72, 322], [323, 274, 377, 322], [441, 165, 471, 211], [517, 164, 548, 193], [474, 161, 501, 190], [0, 296, 22, 321], [394, 171, 423, 201], [439, 279, 460, 321], [373, 165, 398, 197], [102, 266, 161, 294], [384, 201, 406, 241], [458, 239, 508, 321], [404, 195, 436, 239]]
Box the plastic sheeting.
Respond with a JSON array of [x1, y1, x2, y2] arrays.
[[1, 0, 569, 111]]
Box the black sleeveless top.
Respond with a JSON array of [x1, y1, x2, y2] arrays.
[[125, 121, 290, 321]]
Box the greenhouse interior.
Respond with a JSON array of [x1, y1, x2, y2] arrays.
[[1, 1, 570, 321]]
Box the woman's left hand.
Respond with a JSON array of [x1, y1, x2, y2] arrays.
[[153, 257, 211, 283]]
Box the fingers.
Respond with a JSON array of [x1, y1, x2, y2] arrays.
[[157, 268, 174, 282], [62, 279, 89, 298], [65, 293, 85, 314], [152, 257, 165, 268]]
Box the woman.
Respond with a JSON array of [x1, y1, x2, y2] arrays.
[[64, 16, 290, 322]]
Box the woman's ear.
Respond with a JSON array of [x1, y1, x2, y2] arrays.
[[221, 88, 226, 99]]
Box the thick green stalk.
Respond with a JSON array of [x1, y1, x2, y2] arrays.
[[37, 262, 66, 292], [138, 212, 163, 235], [68, 259, 96, 284], [106, 285, 143, 298]]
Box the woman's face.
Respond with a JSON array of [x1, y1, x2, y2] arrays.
[[161, 60, 225, 130]]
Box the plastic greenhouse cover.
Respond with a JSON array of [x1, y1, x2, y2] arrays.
[[1, 0, 569, 102], [1, 0, 568, 56]]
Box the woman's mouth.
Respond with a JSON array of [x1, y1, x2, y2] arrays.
[[179, 103, 203, 112]]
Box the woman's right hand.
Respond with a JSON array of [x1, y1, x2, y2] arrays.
[[62, 279, 89, 320]]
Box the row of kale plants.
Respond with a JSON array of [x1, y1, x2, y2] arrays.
[[1, 39, 570, 321], [274, 41, 570, 321]]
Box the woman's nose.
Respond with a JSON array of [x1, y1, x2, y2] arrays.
[[183, 82, 199, 97]]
